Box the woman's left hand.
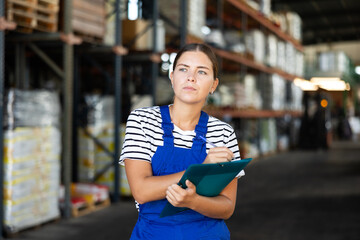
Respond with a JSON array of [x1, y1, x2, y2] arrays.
[[165, 180, 198, 208]]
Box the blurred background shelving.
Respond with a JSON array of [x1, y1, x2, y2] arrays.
[[1, 0, 360, 238]]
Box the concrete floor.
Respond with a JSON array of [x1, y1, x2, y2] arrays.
[[7, 141, 360, 240]]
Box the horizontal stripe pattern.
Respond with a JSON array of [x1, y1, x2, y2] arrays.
[[119, 106, 241, 164]]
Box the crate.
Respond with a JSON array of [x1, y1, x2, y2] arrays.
[[6, 0, 59, 33], [71, 0, 106, 41]]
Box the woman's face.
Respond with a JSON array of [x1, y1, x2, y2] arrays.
[[170, 51, 218, 105]]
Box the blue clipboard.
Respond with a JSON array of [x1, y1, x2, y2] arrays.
[[160, 158, 252, 218]]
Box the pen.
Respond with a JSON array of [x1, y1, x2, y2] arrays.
[[199, 135, 217, 147]]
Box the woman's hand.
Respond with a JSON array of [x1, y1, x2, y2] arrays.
[[165, 180, 198, 208], [202, 147, 234, 164]]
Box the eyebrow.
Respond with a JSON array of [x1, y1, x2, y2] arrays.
[[177, 63, 210, 70]]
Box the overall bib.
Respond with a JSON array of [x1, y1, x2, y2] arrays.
[[130, 105, 230, 240]]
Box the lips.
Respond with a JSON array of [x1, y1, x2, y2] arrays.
[[183, 86, 196, 91]]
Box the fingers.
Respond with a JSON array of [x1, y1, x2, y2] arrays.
[[204, 147, 234, 163], [209, 147, 234, 159], [165, 181, 196, 207], [185, 180, 195, 189]]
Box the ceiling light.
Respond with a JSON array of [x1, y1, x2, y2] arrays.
[[310, 77, 350, 91], [294, 78, 318, 91], [355, 66, 360, 75]]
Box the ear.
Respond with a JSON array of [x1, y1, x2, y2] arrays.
[[170, 71, 174, 87], [210, 78, 219, 93]]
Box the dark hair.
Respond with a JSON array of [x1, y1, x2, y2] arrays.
[[172, 43, 218, 79]]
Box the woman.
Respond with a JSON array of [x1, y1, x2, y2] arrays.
[[120, 43, 243, 239]]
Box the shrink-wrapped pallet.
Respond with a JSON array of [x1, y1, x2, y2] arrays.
[[245, 29, 266, 64], [78, 95, 130, 196], [318, 51, 350, 74], [3, 89, 61, 234], [266, 34, 278, 68], [259, 119, 277, 155], [285, 12, 302, 42], [260, 74, 286, 111], [295, 51, 305, 77], [159, 0, 206, 40], [277, 40, 286, 71], [285, 42, 296, 75]]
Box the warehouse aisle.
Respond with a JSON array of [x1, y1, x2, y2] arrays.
[[10, 141, 360, 240]]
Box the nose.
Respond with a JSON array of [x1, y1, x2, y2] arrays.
[[187, 71, 196, 82]]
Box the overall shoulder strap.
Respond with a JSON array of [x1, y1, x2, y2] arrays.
[[160, 105, 174, 146], [192, 111, 209, 150]]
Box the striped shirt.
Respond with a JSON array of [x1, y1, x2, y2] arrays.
[[119, 105, 244, 177]]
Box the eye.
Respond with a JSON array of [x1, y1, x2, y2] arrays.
[[198, 70, 207, 75], [178, 67, 187, 72]]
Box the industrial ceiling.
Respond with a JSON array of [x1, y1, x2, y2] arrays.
[[272, 0, 360, 45]]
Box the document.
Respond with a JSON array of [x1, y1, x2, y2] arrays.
[[160, 158, 252, 217]]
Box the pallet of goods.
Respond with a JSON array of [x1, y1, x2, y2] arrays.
[[70, 0, 106, 42], [6, 0, 59, 33], [78, 94, 131, 197], [3, 89, 62, 235], [59, 183, 111, 217]]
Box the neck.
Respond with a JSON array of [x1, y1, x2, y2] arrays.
[[170, 101, 203, 131]]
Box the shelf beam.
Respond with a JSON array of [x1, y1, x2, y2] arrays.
[[204, 108, 303, 119], [212, 47, 300, 81], [226, 0, 303, 52]]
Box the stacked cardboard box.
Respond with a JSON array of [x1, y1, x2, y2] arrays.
[[120, 19, 165, 51]]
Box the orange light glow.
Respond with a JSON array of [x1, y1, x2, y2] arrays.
[[321, 99, 328, 108]]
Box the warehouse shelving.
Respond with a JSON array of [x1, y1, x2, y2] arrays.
[[204, 107, 303, 119], [0, 0, 129, 237], [226, 0, 303, 52], [0, 0, 188, 237], [212, 47, 300, 81], [205, 0, 304, 157], [0, 0, 303, 237]]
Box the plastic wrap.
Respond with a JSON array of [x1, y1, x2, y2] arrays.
[[285, 42, 296, 75], [277, 40, 286, 71], [318, 51, 350, 73], [261, 74, 286, 111], [4, 89, 61, 129], [285, 12, 302, 42], [245, 30, 266, 63], [266, 34, 278, 67], [78, 95, 130, 195], [3, 89, 61, 233], [159, 0, 206, 40]]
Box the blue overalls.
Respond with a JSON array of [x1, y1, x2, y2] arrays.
[[130, 105, 230, 240]]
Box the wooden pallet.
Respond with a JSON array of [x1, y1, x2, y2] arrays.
[[6, 0, 59, 33], [4, 217, 61, 238], [71, 197, 111, 218]]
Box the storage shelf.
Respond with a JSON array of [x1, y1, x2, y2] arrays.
[[212, 47, 300, 81], [226, 0, 303, 52], [204, 107, 303, 119]]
